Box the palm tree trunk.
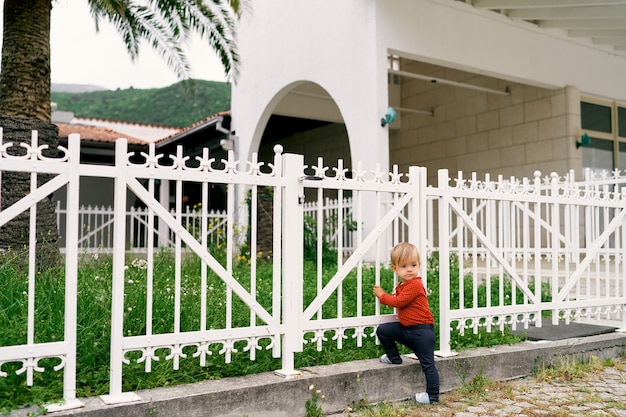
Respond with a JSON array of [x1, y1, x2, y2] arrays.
[[0, 0, 52, 120], [0, 116, 60, 267], [0, 0, 60, 267]]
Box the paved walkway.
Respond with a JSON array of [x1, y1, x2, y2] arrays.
[[328, 357, 626, 417]]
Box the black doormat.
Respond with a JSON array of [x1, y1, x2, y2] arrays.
[[511, 318, 618, 341]]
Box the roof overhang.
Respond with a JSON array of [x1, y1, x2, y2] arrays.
[[471, 0, 626, 55]]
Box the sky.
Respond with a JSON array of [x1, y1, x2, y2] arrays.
[[48, 1, 228, 90]]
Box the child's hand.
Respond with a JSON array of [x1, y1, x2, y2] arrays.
[[373, 285, 385, 298]]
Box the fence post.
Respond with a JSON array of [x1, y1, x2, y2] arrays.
[[158, 178, 170, 247], [550, 172, 560, 325], [55, 200, 62, 250], [436, 169, 454, 357], [101, 139, 140, 404], [276, 153, 304, 377], [409, 166, 428, 286], [46, 134, 84, 411], [271, 145, 284, 358]]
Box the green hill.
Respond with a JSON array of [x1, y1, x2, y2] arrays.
[[51, 80, 231, 127]]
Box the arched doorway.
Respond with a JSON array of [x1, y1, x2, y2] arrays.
[[253, 81, 351, 174]]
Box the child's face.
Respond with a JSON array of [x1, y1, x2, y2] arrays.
[[391, 256, 420, 283]]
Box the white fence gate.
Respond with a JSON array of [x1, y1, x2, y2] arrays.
[[1, 132, 625, 410], [435, 169, 626, 355]]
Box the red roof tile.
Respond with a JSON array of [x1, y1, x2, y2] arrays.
[[56, 123, 147, 145], [73, 117, 181, 130]]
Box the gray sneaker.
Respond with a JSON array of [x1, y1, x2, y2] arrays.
[[414, 392, 430, 404], [379, 354, 402, 364], [379, 354, 393, 364]]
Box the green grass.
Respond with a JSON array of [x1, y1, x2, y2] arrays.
[[0, 248, 523, 413]]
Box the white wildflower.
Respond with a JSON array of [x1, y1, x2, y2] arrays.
[[131, 258, 148, 270]]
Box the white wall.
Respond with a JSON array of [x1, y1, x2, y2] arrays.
[[233, 0, 626, 176], [232, 0, 390, 173], [378, 0, 626, 101]]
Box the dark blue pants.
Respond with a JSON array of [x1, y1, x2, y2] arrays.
[[376, 322, 440, 402]]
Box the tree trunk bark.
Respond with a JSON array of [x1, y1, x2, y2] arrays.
[[0, 0, 60, 267], [0, 0, 52, 120], [0, 115, 60, 268]]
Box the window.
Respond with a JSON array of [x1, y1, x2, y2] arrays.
[[581, 102, 612, 133], [582, 138, 613, 172], [580, 99, 626, 173], [619, 107, 626, 138]]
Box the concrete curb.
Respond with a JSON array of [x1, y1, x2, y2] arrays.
[[11, 332, 626, 417]]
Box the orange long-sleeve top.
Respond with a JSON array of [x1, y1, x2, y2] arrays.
[[379, 277, 434, 326]]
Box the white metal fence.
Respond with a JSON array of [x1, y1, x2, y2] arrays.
[[1, 133, 625, 411], [434, 169, 626, 353], [303, 197, 356, 256], [56, 197, 353, 254], [56, 202, 229, 253]]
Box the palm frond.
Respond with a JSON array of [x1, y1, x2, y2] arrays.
[[186, 0, 239, 80], [131, 4, 192, 80], [85, 0, 246, 82]]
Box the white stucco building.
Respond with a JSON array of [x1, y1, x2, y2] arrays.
[[231, 0, 626, 183]]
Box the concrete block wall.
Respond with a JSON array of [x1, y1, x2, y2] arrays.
[[259, 121, 351, 200], [390, 61, 584, 184], [260, 122, 350, 170]]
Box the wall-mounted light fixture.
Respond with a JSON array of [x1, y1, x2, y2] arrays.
[[380, 107, 398, 127], [576, 133, 591, 149], [220, 138, 235, 151]]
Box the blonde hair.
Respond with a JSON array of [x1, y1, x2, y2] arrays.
[[390, 242, 421, 266]]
